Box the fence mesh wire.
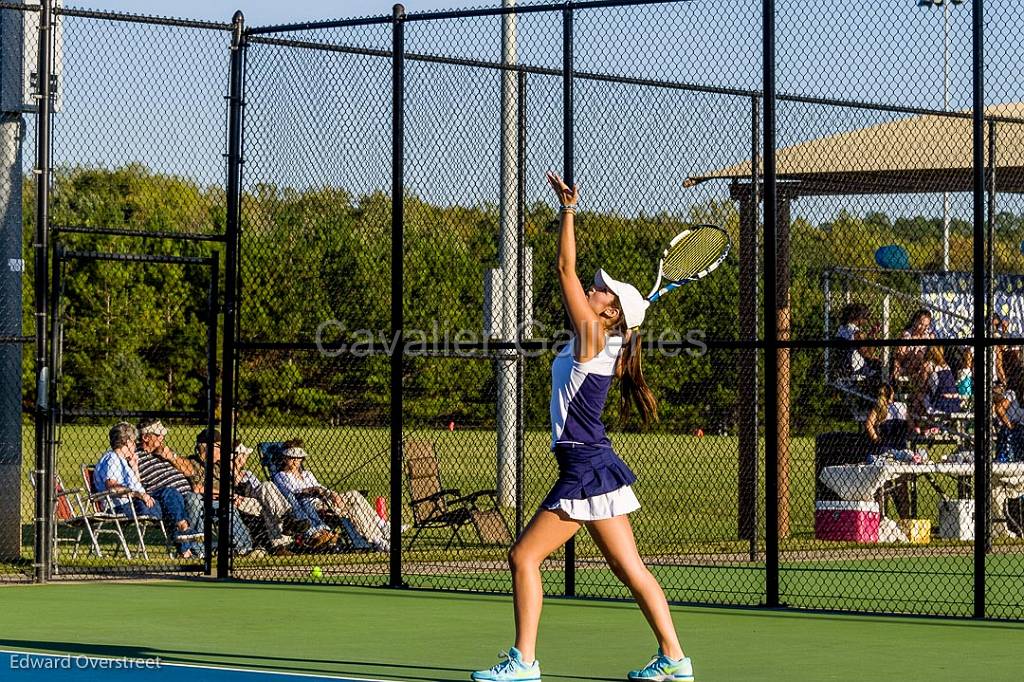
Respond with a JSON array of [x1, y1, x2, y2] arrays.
[[5, 0, 1022, 619]]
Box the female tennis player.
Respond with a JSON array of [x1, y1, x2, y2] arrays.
[[471, 172, 692, 682]]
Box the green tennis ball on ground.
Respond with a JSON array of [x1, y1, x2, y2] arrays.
[[310, 566, 323, 579]]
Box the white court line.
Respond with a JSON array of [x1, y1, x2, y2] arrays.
[[0, 650, 405, 682]]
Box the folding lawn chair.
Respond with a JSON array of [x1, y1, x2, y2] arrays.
[[82, 463, 171, 560], [29, 471, 134, 572], [403, 439, 512, 549]]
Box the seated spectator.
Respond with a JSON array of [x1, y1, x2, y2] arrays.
[[864, 385, 913, 518], [892, 308, 933, 378], [231, 440, 311, 556], [190, 428, 258, 557], [865, 383, 911, 453], [923, 346, 962, 414], [992, 314, 1008, 387], [994, 384, 1024, 463], [136, 418, 207, 549], [954, 347, 973, 398], [93, 421, 203, 558], [834, 302, 882, 385], [272, 441, 390, 552]]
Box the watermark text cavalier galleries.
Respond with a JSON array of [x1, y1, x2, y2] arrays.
[[315, 319, 708, 359]]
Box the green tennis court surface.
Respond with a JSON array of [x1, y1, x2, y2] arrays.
[[1, 581, 1022, 681]]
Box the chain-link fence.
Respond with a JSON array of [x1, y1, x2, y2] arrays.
[[9, 0, 1024, 621]]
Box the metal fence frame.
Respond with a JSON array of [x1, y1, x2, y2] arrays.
[[10, 0, 1023, 621]]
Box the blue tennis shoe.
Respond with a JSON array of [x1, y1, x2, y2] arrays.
[[627, 649, 693, 681], [470, 647, 541, 681]]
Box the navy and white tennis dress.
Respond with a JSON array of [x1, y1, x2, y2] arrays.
[[542, 334, 641, 520]]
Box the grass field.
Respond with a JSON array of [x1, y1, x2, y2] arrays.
[[1, 580, 1022, 681], [5, 424, 1023, 620]]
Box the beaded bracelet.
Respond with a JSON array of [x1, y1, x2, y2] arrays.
[[560, 204, 577, 215]]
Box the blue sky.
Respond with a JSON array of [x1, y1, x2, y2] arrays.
[[43, 1, 1024, 224], [75, 1, 462, 25]]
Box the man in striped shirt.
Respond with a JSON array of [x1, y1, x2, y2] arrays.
[[136, 419, 253, 556]]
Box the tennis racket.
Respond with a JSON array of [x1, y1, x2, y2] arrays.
[[646, 224, 731, 302]]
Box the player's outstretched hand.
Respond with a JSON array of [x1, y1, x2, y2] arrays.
[[546, 171, 579, 207]]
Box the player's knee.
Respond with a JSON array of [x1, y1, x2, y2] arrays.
[[507, 543, 537, 572], [606, 557, 628, 581], [613, 560, 648, 587]]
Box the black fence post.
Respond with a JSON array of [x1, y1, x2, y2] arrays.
[[206, 257, 220, 576], [219, 9, 246, 580], [562, 0, 576, 600], [46, 238, 61, 578], [971, 0, 987, 621], [389, 2, 406, 589], [32, 0, 55, 584], [737, 94, 760, 560], [761, 0, 779, 609]]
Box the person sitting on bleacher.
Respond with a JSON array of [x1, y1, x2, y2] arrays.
[[923, 346, 963, 415], [865, 383, 912, 457], [954, 347, 973, 398], [93, 421, 204, 558], [864, 384, 914, 517], [272, 442, 390, 552], [893, 308, 934, 417], [835, 302, 882, 386], [994, 383, 1024, 463]]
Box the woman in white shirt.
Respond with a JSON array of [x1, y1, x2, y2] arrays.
[[273, 444, 389, 551], [835, 302, 881, 382]]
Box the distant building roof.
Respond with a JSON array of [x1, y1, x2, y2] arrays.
[[685, 104, 1024, 197]]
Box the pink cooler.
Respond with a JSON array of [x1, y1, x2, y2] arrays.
[[814, 501, 879, 543]]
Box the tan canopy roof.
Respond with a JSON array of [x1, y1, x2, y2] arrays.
[[686, 104, 1024, 197]]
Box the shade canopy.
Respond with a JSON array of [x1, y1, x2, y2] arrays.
[[685, 104, 1024, 198]]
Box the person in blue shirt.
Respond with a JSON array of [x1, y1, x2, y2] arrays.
[[472, 173, 691, 682]]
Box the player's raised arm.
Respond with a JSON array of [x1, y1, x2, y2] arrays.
[[546, 171, 601, 355]]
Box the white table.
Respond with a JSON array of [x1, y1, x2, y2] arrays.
[[820, 462, 1024, 537]]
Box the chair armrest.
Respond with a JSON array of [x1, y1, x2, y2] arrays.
[[411, 488, 463, 506], [458, 489, 498, 507], [88, 489, 128, 501], [55, 487, 85, 498]]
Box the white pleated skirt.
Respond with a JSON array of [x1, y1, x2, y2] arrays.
[[542, 484, 641, 521]]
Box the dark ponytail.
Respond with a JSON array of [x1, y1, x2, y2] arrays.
[[617, 328, 658, 427]]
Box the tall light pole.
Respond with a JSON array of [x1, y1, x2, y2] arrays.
[[918, 0, 963, 271]]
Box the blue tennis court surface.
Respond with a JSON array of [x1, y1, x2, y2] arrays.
[[2, 651, 397, 682]]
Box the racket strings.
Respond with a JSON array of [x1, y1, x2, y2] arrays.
[[661, 228, 728, 281]]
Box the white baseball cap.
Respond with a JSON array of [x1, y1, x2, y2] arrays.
[[595, 269, 649, 329], [139, 420, 168, 437]]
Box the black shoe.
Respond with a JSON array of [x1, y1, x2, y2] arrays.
[[283, 513, 312, 535]]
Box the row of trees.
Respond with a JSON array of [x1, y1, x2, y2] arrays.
[[19, 165, 1024, 434]]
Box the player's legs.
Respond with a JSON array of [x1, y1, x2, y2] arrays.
[[586, 514, 684, 660], [509, 508, 582, 662]]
